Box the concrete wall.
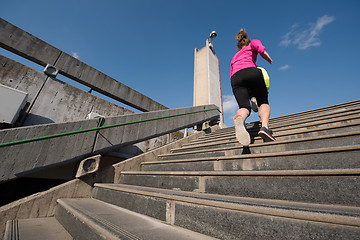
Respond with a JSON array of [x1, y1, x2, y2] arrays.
[[0, 55, 133, 125]]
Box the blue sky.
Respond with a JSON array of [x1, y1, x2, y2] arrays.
[[1, 0, 360, 127]]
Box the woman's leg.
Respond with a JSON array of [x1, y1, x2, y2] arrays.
[[258, 103, 276, 141], [231, 71, 252, 146], [233, 108, 250, 146], [248, 69, 276, 141], [236, 108, 250, 120], [258, 103, 270, 128]]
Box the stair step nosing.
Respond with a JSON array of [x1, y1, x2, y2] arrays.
[[185, 121, 360, 148], [121, 168, 360, 176], [212, 112, 360, 138], [57, 199, 139, 240], [272, 104, 360, 119], [197, 115, 360, 141], [95, 183, 360, 227], [142, 144, 360, 165], [271, 100, 360, 119], [193, 113, 360, 145], [161, 130, 360, 157], [267, 105, 360, 124]]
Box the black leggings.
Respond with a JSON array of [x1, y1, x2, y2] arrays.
[[231, 67, 269, 113]]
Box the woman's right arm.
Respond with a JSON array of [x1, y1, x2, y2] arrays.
[[260, 51, 273, 64]]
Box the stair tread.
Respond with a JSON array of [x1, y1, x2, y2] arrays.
[[57, 198, 215, 240], [185, 120, 360, 149], [160, 130, 360, 158], [142, 144, 360, 165], [268, 101, 360, 122], [263, 102, 360, 122], [121, 168, 360, 176], [5, 217, 72, 240], [95, 183, 360, 227], [267, 108, 360, 128]]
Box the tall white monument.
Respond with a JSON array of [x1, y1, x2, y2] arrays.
[[193, 31, 224, 126]]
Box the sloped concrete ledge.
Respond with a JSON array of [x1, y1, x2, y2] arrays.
[[0, 105, 220, 183]]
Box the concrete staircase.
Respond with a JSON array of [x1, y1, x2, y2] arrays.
[[4, 100, 360, 239]]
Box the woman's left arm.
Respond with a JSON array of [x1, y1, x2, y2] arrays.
[[260, 51, 273, 64]]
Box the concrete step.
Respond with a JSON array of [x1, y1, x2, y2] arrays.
[[247, 106, 360, 131], [159, 131, 360, 161], [93, 183, 360, 240], [270, 105, 360, 125], [55, 198, 214, 240], [142, 145, 360, 172], [239, 103, 360, 130], [4, 217, 73, 240], [179, 121, 360, 152], [118, 169, 360, 207], [266, 100, 360, 124], [267, 109, 360, 132], [192, 111, 360, 145]]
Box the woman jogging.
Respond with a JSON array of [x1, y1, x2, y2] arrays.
[[230, 29, 275, 146]]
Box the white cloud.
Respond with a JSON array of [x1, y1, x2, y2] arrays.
[[280, 15, 335, 50], [72, 52, 80, 59], [222, 94, 238, 114], [279, 24, 298, 47], [279, 64, 290, 71]]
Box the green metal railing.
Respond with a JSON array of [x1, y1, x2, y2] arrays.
[[0, 108, 219, 148]]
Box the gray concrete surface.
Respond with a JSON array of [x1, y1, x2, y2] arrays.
[[0, 55, 133, 125], [93, 105, 220, 153], [118, 169, 360, 206], [55, 198, 215, 240], [0, 19, 61, 67], [0, 128, 212, 239], [157, 131, 360, 161], [3, 99, 360, 239], [0, 105, 219, 183], [92, 184, 360, 239], [0, 55, 182, 164], [174, 201, 360, 240], [142, 146, 360, 172], [0, 178, 92, 239], [4, 217, 73, 240]]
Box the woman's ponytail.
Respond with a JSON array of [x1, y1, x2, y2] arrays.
[[236, 29, 251, 50]]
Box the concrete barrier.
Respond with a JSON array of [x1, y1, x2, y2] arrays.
[[0, 105, 219, 183]]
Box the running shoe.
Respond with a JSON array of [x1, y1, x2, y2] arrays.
[[258, 127, 276, 142], [234, 115, 251, 146], [250, 97, 259, 112]]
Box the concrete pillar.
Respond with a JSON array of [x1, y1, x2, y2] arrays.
[[193, 39, 224, 126]]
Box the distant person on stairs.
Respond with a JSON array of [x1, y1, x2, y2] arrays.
[[230, 29, 276, 145]]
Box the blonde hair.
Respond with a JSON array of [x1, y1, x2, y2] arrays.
[[236, 29, 251, 50]]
